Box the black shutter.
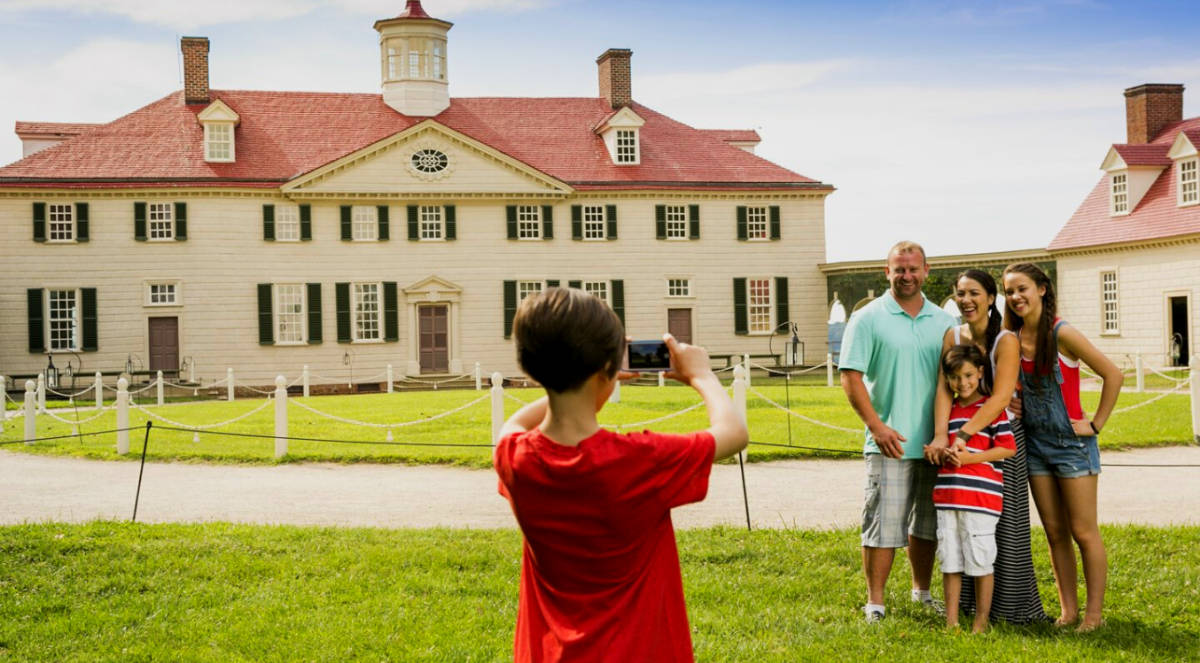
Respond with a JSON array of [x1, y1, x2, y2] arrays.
[[75, 203, 89, 242], [174, 202, 187, 240], [257, 284, 274, 345], [506, 205, 517, 239], [541, 205, 553, 239], [134, 202, 147, 241], [445, 205, 456, 240], [611, 280, 625, 328], [27, 289, 44, 353], [407, 205, 419, 241], [546, 279, 560, 288], [655, 205, 666, 239], [775, 277, 789, 333], [688, 204, 700, 240], [80, 288, 98, 351], [33, 202, 46, 242], [306, 283, 322, 344], [263, 204, 275, 241], [340, 205, 352, 241], [384, 281, 399, 342], [299, 205, 312, 241], [568, 280, 582, 289], [336, 283, 351, 342], [770, 206, 781, 240], [571, 205, 582, 240], [736, 206, 748, 241], [377, 205, 389, 241], [733, 278, 748, 335], [606, 204, 618, 240], [503, 281, 517, 338]]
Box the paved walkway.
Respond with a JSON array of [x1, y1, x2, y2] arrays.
[[3, 446, 1198, 529]]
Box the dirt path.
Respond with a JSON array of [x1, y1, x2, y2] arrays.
[[2, 446, 1198, 529]]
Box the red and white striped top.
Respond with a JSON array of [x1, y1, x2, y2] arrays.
[[933, 400, 1016, 517]]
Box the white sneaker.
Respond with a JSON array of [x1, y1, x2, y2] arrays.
[[863, 606, 885, 623], [914, 594, 945, 616]]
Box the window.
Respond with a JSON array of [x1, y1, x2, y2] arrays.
[[147, 283, 178, 306], [420, 205, 444, 240], [354, 282, 381, 341], [745, 207, 769, 240], [432, 44, 444, 80], [275, 284, 306, 344], [275, 206, 300, 241], [48, 204, 73, 241], [353, 206, 378, 241], [204, 123, 233, 161], [387, 45, 401, 79], [664, 206, 687, 239], [48, 289, 79, 351], [518, 280, 543, 302], [615, 129, 638, 164], [583, 280, 610, 305], [517, 206, 542, 239], [667, 278, 691, 297], [1101, 271, 1119, 334], [1180, 158, 1199, 206], [1111, 172, 1128, 214], [149, 203, 174, 240], [747, 278, 773, 333], [409, 51, 421, 78], [582, 206, 605, 240], [412, 149, 448, 174]]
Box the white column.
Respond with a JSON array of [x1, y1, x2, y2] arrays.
[[742, 353, 751, 389], [23, 380, 36, 444], [733, 365, 748, 461], [609, 378, 621, 403], [827, 353, 834, 388], [657, 372, 665, 387], [274, 375, 288, 459], [1190, 354, 1200, 445], [302, 365, 310, 398], [156, 370, 165, 406], [490, 372, 504, 446], [1134, 352, 1144, 393], [387, 363, 394, 394], [475, 362, 482, 391], [37, 372, 46, 413], [95, 371, 103, 410], [116, 377, 130, 454], [227, 368, 235, 402]]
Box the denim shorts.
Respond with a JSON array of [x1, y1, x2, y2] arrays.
[[1025, 432, 1100, 479]]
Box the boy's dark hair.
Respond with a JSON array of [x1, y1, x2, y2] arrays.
[[941, 344, 992, 397], [513, 287, 626, 393]]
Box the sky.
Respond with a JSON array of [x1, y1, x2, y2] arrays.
[[1, 0, 1199, 261]]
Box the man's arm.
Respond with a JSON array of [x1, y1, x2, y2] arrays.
[[841, 369, 905, 458]]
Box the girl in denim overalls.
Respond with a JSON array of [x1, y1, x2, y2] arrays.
[[1002, 263, 1123, 632]]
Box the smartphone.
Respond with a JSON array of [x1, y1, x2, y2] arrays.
[[627, 339, 671, 372]]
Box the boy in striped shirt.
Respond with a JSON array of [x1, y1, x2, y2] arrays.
[[934, 344, 1016, 633]]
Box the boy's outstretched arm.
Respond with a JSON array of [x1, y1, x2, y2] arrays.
[[663, 334, 749, 461]]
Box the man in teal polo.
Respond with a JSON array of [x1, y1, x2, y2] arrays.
[[839, 240, 955, 623]]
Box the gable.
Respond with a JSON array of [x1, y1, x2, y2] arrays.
[[284, 121, 571, 197]]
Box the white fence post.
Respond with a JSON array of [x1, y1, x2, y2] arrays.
[[742, 353, 751, 389], [1134, 352, 1144, 393], [302, 365, 310, 398], [475, 362, 482, 391], [733, 365, 748, 461], [274, 375, 288, 459], [227, 368, 235, 402], [189, 359, 196, 384], [490, 372, 504, 446], [609, 378, 621, 403], [94, 371, 103, 410], [0, 375, 5, 434], [23, 380, 36, 444], [657, 371, 665, 388], [827, 353, 834, 387], [156, 370, 165, 406], [116, 377, 130, 455], [37, 372, 46, 413], [386, 364, 394, 394], [1190, 354, 1200, 444]]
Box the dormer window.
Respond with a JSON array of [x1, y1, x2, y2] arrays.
[[1111, 172, 1128, 215], [615, 129, 638, 164], [1179, 158, 1198, 206], [595, 106, 645, 166], [197, 99, 240, 163]]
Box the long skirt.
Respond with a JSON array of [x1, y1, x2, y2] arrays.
[[959, 418, 1050, 624]]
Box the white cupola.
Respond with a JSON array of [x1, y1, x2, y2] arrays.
[[374, 1, 452, 117]]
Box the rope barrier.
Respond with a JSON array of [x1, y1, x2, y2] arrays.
[[1109, 378, 1191, 415], [748, 439, 860, 455], [151, 425, 494, 448], [45, 384, 95, 399], [748, 387, 862, 434], [748, 361, 830, 377], [504, 392, 533, 406], [289, 392, 490, 429], [131, 398, 274, 430], [394, 373, 475, 387], [1145, 365, 1191, 383], [608, 400, 707, 430], [41, 404, 116, 425], [0, 426, 138, 444]]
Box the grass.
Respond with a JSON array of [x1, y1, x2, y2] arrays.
[[0, 522, 1195, 662], [2, 383, 1193, 468]]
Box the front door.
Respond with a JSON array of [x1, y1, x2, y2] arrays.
[[148, 317, 179, 373], [1169, 295, 1190, 366], [667, 308, 693, 345], [419, 304, 449, 374]]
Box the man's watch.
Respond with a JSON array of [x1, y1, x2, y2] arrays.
[[955, 429, 972, 442]]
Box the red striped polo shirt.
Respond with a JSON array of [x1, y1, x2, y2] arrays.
[[933, 399, 1016, 516]]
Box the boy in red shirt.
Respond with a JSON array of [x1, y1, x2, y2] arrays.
[[934, 344, 1016, 633], [494, 287, 748, 662]]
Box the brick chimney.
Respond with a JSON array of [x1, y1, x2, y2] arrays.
[[1124, 83, 1183, 144], [597, 49, 632, 109], [181, 36, 210, 105]]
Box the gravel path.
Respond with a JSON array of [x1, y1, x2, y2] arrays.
[[2, 446, 1198, 529]]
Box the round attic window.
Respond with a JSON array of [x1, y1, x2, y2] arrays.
[[411, 149, 448, 173]]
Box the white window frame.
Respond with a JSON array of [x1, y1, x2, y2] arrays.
[[352, 206, 378, 242], [1179, 158, 1199, 207], [387, 43, 401, 80], [747, 277, 774, 334], [664, 205, 688, 240], [582, 205, 605, 241], [275, 205, 301, 242], [419, 205, 444, 241], [1111, 172, 1129, 215], [1100, 270, 1119, 336], [517, 280, 544, 302], [148, 203, 174, 241], [352, 282, 382, 343], [47, 203, 74, 242], [204, 123, 234, 162], [582, 280, 610, 306], [275, 283, 307, 345], [667, 278, 692, 298], [615, 129, 639, 164], [432, 43, 444, 81], [145, 281, 181, 307], [46, 288, 80, 352], [517, 206, 542, 240], [745, 206, 770, 240]]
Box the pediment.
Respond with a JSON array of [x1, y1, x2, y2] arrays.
[[404, 275, 462, 302], [283, 120, 571, 197], [197, 99, 239, 124], [1100, 147, 1126, 172], [1167, 132, 1198, 160], [595, 106, 645, 134]]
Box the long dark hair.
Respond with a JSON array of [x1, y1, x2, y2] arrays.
[[1002, 263, 1057, 376], [955, 269, 1002, 387]]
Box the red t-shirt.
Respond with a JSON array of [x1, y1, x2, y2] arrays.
[[494, 427, 716, 663]]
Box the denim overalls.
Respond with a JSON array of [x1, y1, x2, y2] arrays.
[[1017, 321, 1100, 478]]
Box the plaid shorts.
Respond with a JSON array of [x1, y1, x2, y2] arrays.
[[861, 454, 938, 548]]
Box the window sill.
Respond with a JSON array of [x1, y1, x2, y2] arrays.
[[147, 238, 176, 242], [517, 237, 544, 241], [1100, 331, 1121, 337], [351, 339, 384, 344], [273, 238, 301, 243], [419, 237, 446, 242], [1178, 199, 1200, 208], [665, 236, 690, 241], [351, 238, 380, 243], [144, 303, 182, 308], [47, 239, 78, 244], [275, 341, 308, 347]]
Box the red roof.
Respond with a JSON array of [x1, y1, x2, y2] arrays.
[[0, 91, 824, 191], [1049, 116, 1200, 251], [14, 121, 101, 137], [1111, 143, 1171, 166], [702, 129, 761, 144]]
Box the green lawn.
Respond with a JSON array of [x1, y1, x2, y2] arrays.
[[2, 384, 1193, 467], [0, 523, 1195, 662]]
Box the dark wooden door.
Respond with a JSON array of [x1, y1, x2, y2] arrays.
[[419, 305, 449, 374], [667, 308, 692, 345], [148, 317, 179, 373]]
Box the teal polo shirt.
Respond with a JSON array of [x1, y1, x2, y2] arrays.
[[838, 291, 955, 459]]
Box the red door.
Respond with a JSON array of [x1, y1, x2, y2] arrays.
[[148, 317, 179, 373], [667, 308, 692, 345], [419, 305, 449, 374]]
